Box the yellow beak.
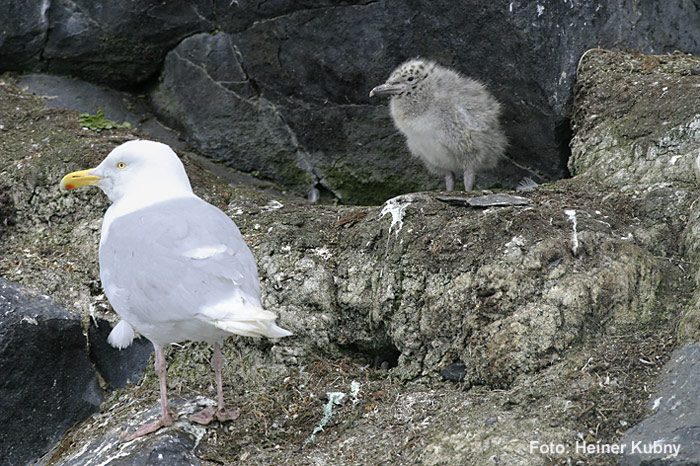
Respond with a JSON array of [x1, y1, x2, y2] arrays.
[[60, 168, 102, 190]]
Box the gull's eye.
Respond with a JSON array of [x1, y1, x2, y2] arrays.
[[116, 161, 127, 169]]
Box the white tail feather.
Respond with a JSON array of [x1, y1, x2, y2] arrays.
[[214, 319, 292, 339], [107, 320, 135, 349], [202, 300, 277, 322]]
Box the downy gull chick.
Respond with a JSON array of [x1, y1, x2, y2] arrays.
[[370, 58, 507, 190], [61, 140, 292, 440]]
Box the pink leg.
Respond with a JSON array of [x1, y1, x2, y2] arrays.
[[445, 171, 456, 191], [463, 168, 476, 191], [213, 341, 226, 411], [123, 346, 174, 441], [190, 342, 240, 425]]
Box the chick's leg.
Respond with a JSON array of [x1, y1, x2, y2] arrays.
[[463, 168, 476, 191], [445, 171, 456, 191]]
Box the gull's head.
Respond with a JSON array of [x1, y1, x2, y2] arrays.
[[61, 140, 193, 203], [369, 58, 436, 99]]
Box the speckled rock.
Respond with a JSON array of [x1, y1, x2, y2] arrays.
[[237, 187, 666, 385], [568, 51, 700, 465], [569, 50, 700, 344], [41, 399, 206, 466], [0, 186, 14, 238], [570, 49, 700, 275], [569, 50, 700, 193]]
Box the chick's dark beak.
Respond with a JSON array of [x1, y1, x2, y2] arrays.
[[369, 83, 405, 98]]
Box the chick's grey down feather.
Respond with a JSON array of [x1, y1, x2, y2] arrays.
[[370, 59, 507, 190]]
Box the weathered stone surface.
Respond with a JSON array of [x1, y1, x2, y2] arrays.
[[570, 50, 700, 347], [0, 279, 103, 466], [234, 187, 667, 386], [620, 344, 700, 466], [0, 186, 14, 238], [43, 399, 205, 466], [569, 50, 700, 465], [570, 50, 700, 264], [0, 46, 697, 464], [150, 33, 315, 194], [89, 318, 153, 390], [0, 0, 48, 68], [570, 50, 700, 193], [42, 0, 214, 88]]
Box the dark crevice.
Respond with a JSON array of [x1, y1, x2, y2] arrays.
[[230, 42, 262, 97], [338, 341, 402, 370], [556, 116, 573, 178]]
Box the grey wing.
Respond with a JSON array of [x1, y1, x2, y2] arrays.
[[439, 101, 505, 166], [99, 197, 262, 324], [456, 105, 487, 130], [430, 105, 482, 158]]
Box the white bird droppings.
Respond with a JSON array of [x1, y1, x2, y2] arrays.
[[314, 247, 332, 260], [350, 381, 361, 404], [564, 209, 579, 256], [380, 196, 411, 237], [261, 200, 284, 211], [21, 316, 38, 325], [505, 235, 526, 248]]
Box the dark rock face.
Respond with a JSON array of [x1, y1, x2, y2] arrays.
[[3, 1, 700, 202], [42, 0, 214, 88], [149, 33, 316, 194], [58, 405, 203, 466], [0, 279, 103, 466], [150, 1, 700, 202], [89, 317, 153, 389], [0, 0, 48, 68], [620, 344, 700, 466]]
